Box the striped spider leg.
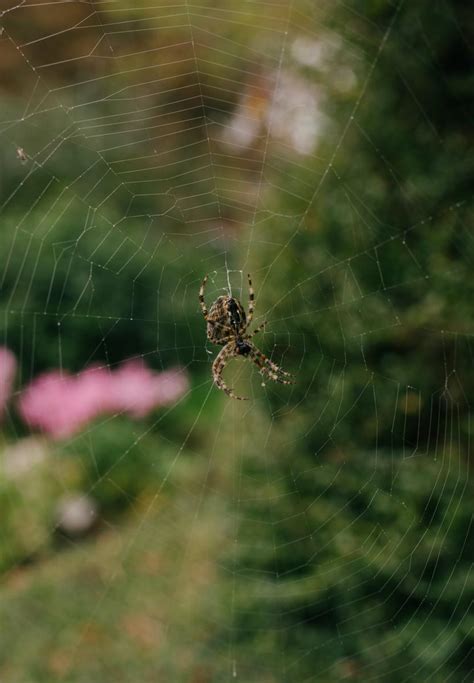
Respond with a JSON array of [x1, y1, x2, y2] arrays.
[[212, 342, 249, 400], [245, 343, 294, 385]]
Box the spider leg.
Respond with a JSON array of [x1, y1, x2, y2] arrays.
[[248, 342, 295, 385], [199, 275, 209, 318], [212, 342, 249, 400], [246, 273, 255, 327], [210, 332, 235, 344], [247, 320, 267, 338]]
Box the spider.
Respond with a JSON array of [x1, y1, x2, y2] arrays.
[[199, 273, 294, 400]]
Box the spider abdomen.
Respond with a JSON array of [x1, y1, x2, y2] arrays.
[[206, 295, 247, 345], [226, 297, 246, 330]]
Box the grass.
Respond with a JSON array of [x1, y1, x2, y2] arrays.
[[1, 451, 233, 683]]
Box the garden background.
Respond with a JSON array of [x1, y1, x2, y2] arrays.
[[0, 1, 473, 681]]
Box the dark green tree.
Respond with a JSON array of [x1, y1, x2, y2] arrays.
[[228, 2, 474, 680]]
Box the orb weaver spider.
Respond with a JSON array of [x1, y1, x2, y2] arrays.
[[199, 274, 294, 400]]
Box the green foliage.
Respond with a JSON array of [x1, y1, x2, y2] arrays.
[[0, 197, 203, 376], [231, 430, 473, 681], [0, 437, 63, 573], [229, 1, 474, 680], [0, 1, 472, 681], [0, 470, 231, 683]]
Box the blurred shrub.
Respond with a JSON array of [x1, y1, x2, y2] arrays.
[[0, 347, 16, 420], [0, 437, 75, 573], [0, 201, 201, 376], [0, 414, 180, 573], [230, 436, 473, 681], [228, 1, 474, 680], [58, 418, 168, 517]]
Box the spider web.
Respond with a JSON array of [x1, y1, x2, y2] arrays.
[[0, 1, 472, 681]]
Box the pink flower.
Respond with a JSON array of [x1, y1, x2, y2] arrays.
[[0, 347, 17, 420], [17, 360, 188, 440], [17, 369, 105, 439], [109, 361, 189, 418]]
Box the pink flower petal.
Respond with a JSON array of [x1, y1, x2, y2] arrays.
[[17, 359, 188, 439]]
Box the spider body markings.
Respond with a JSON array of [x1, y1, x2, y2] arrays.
[[199, 274, 294, 400]]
